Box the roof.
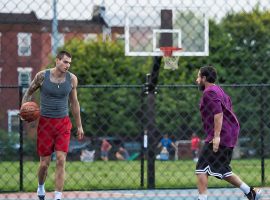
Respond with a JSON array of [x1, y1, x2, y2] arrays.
[[0, 11, 107, 27], [0, 11, 39, 24]]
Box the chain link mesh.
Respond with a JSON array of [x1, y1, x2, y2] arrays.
[[0, 0, 270, 199]]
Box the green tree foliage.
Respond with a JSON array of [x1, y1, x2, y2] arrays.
[[61, 8, 270, 138], [209, 9, 270, 137], [63, 39, 151, 136]]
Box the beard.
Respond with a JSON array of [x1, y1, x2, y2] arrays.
[[198, 84, 205, 91]]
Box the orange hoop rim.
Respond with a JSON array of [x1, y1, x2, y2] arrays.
[[160, 46, 182, 57]]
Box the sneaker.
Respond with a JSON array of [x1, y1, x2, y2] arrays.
[[38, 195, 45, 200], [245, 187, 261, 200]]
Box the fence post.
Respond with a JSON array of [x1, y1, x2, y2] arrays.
[[140, 85, 146, 188], [19, 86, 24, 191], [146, 57, 161, 189], [259, 86, 265, 186]]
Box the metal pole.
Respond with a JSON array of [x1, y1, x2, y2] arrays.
[[260, 86, 265, 185], [146, 57, 161, 189], [19, 86, 24, 191], [52, 0, 59, 56], [140, 85, 145, 188]]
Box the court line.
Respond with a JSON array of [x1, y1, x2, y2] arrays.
[[0, 187, 269, 200]]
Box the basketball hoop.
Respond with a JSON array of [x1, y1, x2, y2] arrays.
[[160, 47, 182, 70]]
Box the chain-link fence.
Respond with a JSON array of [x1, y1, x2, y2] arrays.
[[1, 0, 270, 199], [0, 85, 269, 198]]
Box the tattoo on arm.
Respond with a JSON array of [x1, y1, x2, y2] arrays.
[[22, 71, 45, 103]]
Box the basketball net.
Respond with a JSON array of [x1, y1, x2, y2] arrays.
[[160, 47, 182, 70]]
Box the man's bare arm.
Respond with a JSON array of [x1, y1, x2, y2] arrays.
[[22, 71, 45, 104], [69, 74, 84, 140]]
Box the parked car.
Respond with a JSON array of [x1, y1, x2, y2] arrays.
[[238, 137, 257, 158], [67, 138, 92, 160]]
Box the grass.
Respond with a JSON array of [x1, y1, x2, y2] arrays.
[[0, 159, 269, 192]]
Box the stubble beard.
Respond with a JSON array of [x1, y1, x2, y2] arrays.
[[198, 84, 205, 91]]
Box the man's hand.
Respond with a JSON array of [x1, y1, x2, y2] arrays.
[[77, 127, 84, 140], [212, 136, 220, 152]]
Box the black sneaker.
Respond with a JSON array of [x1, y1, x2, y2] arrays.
[[38, 195, 45, 200], [245, 187, 261, 200]]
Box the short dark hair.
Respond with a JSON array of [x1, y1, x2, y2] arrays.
[[56, 50, 72, 60], [199, 66, 217, 83]]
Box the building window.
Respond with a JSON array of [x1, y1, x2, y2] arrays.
[[17, 33, 32, 56], [0, 68, 2, 92], [102, 27, 111, 41], [17, 67, 32, 93], [115, 33, 125, 41], [84, 33, 97, 42], [0, 32, 2, 56], [8, 110, 20, 133], [58, 33, 65, 47], [51, 33, 65, 49]]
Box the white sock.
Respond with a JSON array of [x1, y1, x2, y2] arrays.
[[37, 184, 45, 196], [198, 194, 207, 200], [54, 191, 62, 200], [240, 182, 250, 194]]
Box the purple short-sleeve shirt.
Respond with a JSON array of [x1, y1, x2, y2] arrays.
[[199, 85, 240, 147]]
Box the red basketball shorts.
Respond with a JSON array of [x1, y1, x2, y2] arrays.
[[37, 116, 72, 156]]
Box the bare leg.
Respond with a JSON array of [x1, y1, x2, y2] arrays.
[[197, 173, 208, 194], [55, 151, 67, 191], [38, 156, 51, 184], [224, 174, 243, 187], [101, 156, 108, 161]]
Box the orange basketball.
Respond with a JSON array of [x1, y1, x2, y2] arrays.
[[20, 101, 40, 122]]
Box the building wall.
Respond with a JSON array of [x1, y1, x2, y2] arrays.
[[0, 18, 122, 132]]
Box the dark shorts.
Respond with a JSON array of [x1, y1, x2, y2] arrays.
[[37, 116, 72, 156], [195, 143, 233, 179], [101, 151, 108, 157]]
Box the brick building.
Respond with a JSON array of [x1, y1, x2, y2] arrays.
[[0, 9, 124, 134]]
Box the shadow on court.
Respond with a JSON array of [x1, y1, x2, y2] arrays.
[[0, 188, 270, 200]]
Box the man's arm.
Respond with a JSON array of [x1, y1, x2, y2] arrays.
[[213, 112, 223, 152], [171, 142, 177, 150], [69, 74, 84, 140], [22, 71, 45, 104]]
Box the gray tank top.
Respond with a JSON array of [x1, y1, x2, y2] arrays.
[[40, 69, 72, 118]]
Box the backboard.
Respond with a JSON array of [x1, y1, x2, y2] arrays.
[[125, 6, 209, 57]]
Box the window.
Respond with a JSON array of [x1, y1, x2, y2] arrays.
[[51, 33, 65, 49], [0, 68, 2, 92], [115, 33, 125, 41], [7, 110, 20, 133], [17, 67, 32, 93], [84, 33, 97, 42], [58, 33, 65, 47], [0, 32, 2, 56], [102, 27, 111, 41], [17, 33, 32, 56]]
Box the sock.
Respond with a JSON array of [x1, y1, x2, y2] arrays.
[[240, 182, 250, 194], [54, 191, 62, 200], [198, 194, 207, 200], [37, 184, 45, 196]]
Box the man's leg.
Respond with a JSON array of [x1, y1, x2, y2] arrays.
[[224, 174, 261, 200], [37, 156, 51, 200], [54, 151, 67, 200], [197, 173, 208, 200]]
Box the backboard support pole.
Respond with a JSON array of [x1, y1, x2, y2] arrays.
[[146, 9, 173, 189]]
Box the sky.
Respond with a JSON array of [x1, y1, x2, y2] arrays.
[[0, 0, 270, 26]]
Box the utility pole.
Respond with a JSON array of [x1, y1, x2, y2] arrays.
[[52, 0, 59, 56]]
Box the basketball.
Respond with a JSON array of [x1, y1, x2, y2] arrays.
[[20, 101, 40, 122]]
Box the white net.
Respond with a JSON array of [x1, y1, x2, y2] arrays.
[[163, 56, 179, 70]]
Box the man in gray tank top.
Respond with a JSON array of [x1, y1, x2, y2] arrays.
[[22, 50, 84, 200]]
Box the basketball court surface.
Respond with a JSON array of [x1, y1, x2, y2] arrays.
[[1, 188, 270, 200]]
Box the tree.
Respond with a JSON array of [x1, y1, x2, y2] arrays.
[[63, 38, 151, 137]]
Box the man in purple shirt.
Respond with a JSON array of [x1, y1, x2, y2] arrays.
[[195, 66, 261, 200]]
